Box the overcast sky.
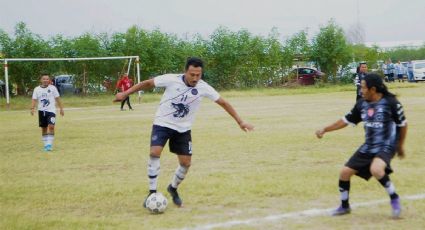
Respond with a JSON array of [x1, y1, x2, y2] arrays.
[[1, 0, 424, 43]]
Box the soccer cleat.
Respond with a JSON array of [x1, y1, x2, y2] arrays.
[[143, 192, 155, 208], [331, 205, 351, 216], [167, 184, 182, 207], [44, 144, 52, 151], [390, 198, 402, 218]]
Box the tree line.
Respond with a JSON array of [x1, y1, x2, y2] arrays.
[[1, 20, 425, 95]]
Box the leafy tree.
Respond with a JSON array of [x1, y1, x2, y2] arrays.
[[311, 19, 351, 82]]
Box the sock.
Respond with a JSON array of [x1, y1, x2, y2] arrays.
[[171, 165, 189, 189], [46, 133, 54, 146], [42, 135, 48, 146], [378, 175, 399, 200], [148, 156, 160, 192], [339, 180, 350, 208]]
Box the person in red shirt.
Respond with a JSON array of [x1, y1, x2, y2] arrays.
[[116, 74, 133, 110]]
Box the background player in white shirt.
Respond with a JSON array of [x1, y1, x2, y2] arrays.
[[115, 57, 254, 207], [31, 74, 64, 151]]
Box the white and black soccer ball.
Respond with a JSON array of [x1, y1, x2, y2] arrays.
[[145, 192, 168, 214]]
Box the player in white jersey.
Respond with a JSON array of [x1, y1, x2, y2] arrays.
[[114, 57, 254, 207], [31, 74, 64, 151]]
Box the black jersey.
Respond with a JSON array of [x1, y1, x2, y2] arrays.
[[354, 73, 366, 98], [343, 96, 406, 154]]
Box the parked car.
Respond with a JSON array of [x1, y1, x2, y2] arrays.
[[53, 75, 80, 95], [292, 67, 324, 85], [412, 60, 425, 82]]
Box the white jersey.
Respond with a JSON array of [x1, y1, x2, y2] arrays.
[[32, 85, 60, 113], [153, 74, 220, 132]]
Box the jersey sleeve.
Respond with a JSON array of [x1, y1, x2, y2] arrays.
[[52, 86, 60, 98], [390, 98, 407, 127], [154, 74, 176, 88], [343, 101, 362, 125], [32, 87, 38, 100], [202, 83, 220, 101]]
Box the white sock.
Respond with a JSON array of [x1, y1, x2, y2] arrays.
[[42, 135, 48, 146], [46, 134, 54, 146], [385, 181, 396, 195], [171, 165, 189, 188], [148, 156, 160, 191]]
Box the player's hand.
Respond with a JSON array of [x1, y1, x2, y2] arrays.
[[30, 108, 35, 116], [60, 108, 64, 116], [239, 122, 254, 132], [114, 92, 126, 102], [315, 128, 325, 139], [397, 145, 405, 159]]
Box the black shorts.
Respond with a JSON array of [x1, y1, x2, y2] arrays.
[[150, 125, 192, 155], [345, 150, 395, 180], [38, 111, 56, 128]]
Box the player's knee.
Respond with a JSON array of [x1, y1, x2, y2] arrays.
[[180, 162, 191, 168], [370, 165, 385, 178], [339, 167, 353, 180]]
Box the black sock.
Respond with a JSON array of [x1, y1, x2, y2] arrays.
[[339, 180, 350, 208], [149, 190, 157, 194]]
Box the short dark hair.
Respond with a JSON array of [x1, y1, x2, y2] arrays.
[[364, 73, 396, 98], [185, 57, 204, 71], [40, 72, 50, 78]]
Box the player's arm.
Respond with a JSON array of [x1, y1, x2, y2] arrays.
[[30, 99, 37, 116], [55, 97, 64, 116], [316, 119, 348, 138], [114, 79, 155, 102], [397, 124, 407, 159], [215, 97, 254, 132]]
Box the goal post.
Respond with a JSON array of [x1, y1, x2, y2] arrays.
[[1, 56, 141, 107]]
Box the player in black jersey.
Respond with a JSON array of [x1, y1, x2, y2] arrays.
[[354, 62, 367, 101], [316, 73, 407, 218]]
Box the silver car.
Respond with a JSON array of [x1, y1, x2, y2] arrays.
[[412, 60, 425, 82]]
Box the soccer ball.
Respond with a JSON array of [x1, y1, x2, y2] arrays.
[[145, 192, 168, 214]]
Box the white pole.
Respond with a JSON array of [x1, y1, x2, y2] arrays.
[[136, 56, 141, 103], [4, 60, 10, 107], [126, 58, 132, 76]]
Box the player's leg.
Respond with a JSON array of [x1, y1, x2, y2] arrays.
[[45, 113, 56, 151], [38, 111, 49, 150], [127, 95, 133, 110], [370, 157, 401, 218], [148, 145, 163, 194], [167, 155, 190, 207], [167, 130, 192, 207], [144, 125, 170, 208], [120, 98, 125, 110], [41, 127, 48, 149], [333, 166, 357, 215]]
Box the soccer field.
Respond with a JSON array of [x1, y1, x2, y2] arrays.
[[1, 84, 425, 229]]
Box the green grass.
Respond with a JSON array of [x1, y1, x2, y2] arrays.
[[1, 83, 425, 229]]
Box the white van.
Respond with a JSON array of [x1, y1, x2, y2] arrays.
[[412, 60, 425, 82]]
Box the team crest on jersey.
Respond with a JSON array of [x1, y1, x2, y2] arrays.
[[47, 89, 51, 93], [191, 88, 198, 95], [367, 108, 375, 117]]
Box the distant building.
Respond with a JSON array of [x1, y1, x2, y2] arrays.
[[365, 40, 424, 51]]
